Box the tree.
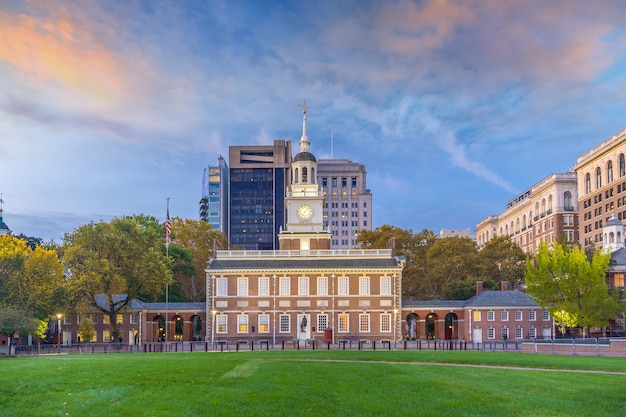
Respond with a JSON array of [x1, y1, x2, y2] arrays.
[[78, 317, 96, 343], [63, 216, 172, 341], [479, 236, 526, 289], [525, 241, 622, 336], [418, 237, 482, 299], [168, 217, 228, 302], [0, 305, 38, 356]]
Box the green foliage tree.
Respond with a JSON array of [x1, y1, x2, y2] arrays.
[[0, 305, 38, 356], [63, 215, 172, 341], [479, 236, 526, 288], [525, 241, 623, 336], [419, 237, 482, 299], [169, 217, 228, 302]]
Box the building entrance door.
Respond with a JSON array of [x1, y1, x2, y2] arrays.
[[472, 328, 483, 344], [297, 314, 311, 341]]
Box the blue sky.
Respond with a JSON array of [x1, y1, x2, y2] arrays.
[[1, 0, 626, 242]]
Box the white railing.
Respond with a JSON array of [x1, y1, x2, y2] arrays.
[[215, 249, 393, 258]]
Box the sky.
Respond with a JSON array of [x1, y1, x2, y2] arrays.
[[2, 0, 626, 243]]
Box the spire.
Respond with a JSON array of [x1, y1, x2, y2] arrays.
[[297, 100, 310, 153]]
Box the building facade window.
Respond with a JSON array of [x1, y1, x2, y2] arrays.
[[543, 310, 550, 321], [130, 313, 138, 324], [338, 314, 349, 332], [515, 327, 523, 339], [216, 278, 228, 296], [259, 277, 270, 296], [318, 277, 328, 295], [380, 276, 391, 295], [380, 313, 391, 332], [473, 311, 481, 321], [515, 311, 522, 321], [237, 278, 248, 297], [279, 315, 290, 333], [317, 314, 328, 331], [529, 310, 537, 321], [528, 327, 536, 338], [501, 327, 509, 340], [359, 277, 370, 295], [298, 277, 309, 295], [487, 310, 495, 321], [596, 167, 602, 189], [237, 315, 248, 333], [487, 327, 495, 339], [501, 311, 509, 321], [216, 315, 227, 333], [608, 161, 614, 183], [279, 277, 290, 296], [338, 277, 349, 295], [259, 314, 269, 333], [359, 314, 370, 332], [621, 154, 626, 178]]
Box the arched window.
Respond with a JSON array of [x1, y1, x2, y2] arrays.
[[585, 173, 591, 194], [311, 168, 315, 183], [607, 161, 614, 183], [522, 214, 527, 228], [596, 167, 602, 189], [541, 198, 546, 214], [548, 195, 553, 212], [302, 167, 308, 183], [294, 168, 299, 183], [620, 154, 625, 178], [564, 191, 572, 210], [528, 211, 533, 226]]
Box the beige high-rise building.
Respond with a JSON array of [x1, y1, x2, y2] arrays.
[[476, 173, 578, 254], [573, 127, 626, 250]]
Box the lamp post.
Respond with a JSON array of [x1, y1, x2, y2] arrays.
[[56, 313, 62, 352]]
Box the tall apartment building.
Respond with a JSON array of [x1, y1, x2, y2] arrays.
[[199, 156, 228, 234], [476, 172, 578, 254], [227, 140, 292, 250], [318, 159, 372, 249], [573, 127, 626, 250]]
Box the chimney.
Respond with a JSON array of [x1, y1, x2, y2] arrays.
[[476, 281, 484, 295], [501, 281, 509, 291]]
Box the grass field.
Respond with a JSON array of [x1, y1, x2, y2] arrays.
[[1, 350, 625, 417]]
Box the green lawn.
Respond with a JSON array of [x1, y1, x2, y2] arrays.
[[1, 350, 624, 417]]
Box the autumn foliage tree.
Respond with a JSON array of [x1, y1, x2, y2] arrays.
[[62, 216, 171, 341], [168, 217, 228, 302]]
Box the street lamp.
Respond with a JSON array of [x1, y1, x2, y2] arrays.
[[56, 313, 62, 352]]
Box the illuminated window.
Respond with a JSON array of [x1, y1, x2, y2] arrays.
[[103, 315, 111, 324], [116, 314, 124, 324], [237, 315, 248, 333], [338, 314, 349, 332], [259, 314, 269, 333], [614, 273, 625, 288], [103, 330, 111, 342], [216, 315, 227, 333], [473, 311, 481, 322]]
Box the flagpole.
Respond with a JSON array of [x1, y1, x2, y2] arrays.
[[165, 197, 170, 346]]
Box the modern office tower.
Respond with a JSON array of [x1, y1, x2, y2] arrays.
[[317, 159, 372, 249], [200, 156, 228, 234], [228, 140, 292, 250], [475, 172, 578, 255], [573, 127, 626, 250]]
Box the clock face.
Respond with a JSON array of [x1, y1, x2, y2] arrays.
[[297, 204, 313, 220]]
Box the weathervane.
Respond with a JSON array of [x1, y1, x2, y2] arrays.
[[298, 99, 308, 114]]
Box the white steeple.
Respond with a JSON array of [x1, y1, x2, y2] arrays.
[[298, 100, 310, 153]]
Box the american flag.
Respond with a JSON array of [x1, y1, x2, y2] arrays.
[[165, 205, 171, 247]]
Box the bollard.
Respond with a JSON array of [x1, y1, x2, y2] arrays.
[[327, 342, 331, 350]]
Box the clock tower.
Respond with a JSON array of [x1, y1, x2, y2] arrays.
[[279, 102, 331, 251]]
